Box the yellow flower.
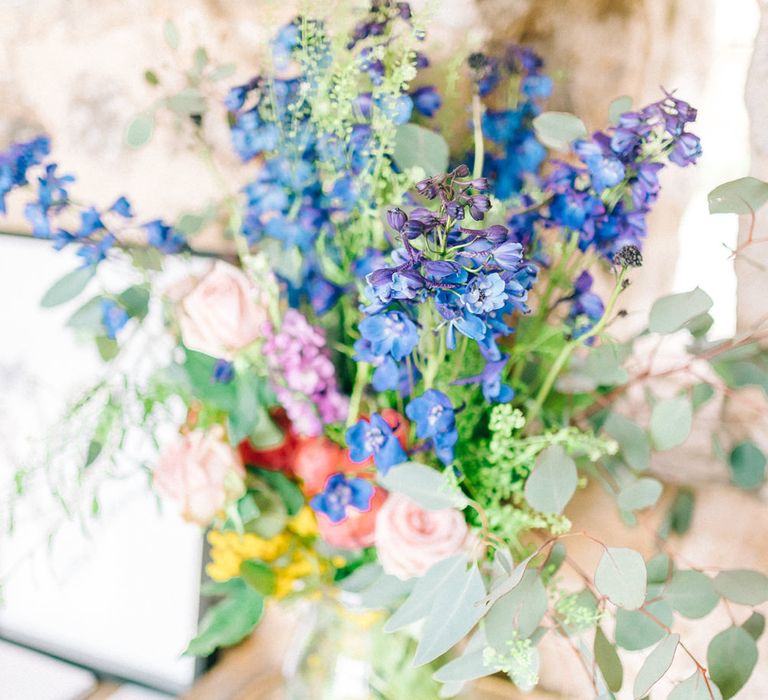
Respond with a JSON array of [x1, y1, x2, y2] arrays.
[[287, 506, 318, 537], [205, 530, 291, 582]]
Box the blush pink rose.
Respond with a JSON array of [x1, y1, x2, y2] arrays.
[[316, 488, 388, 550], [177, 261, 268, 359], [153, 426, 245, 526], [374, 493, 472, 579]]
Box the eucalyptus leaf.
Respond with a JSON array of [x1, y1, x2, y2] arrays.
[[646, 553, 674, 585], [432, 649, 498, 683], [125, 112, 155, 148], [650, 397, 692, 451], [595, 547, 647, 610], [594, 626, 623, 693], [708, 176, 768, 215], [66, 296, 106, 333], [255, 469, 303, 516], [524, 445, 578, 514], [484, 570, 547, 645], [603, 412, 650, 471], [665, 570, 719, 619], [163, 19, 180, 49], [668, 671, 723, 700], [633, 633, 679, 699], [649, 288, 713, 335], [167, 88, 207, 116], [413, 564, 486, 666], [728, 441, 766, 490], [385, 554, 468, 633], [480, 553, 536, 610], [585, 344, 629, 385], [378, 462, 468, 511], [707, 625, 758, 699], [532, 111, 588, 151], [615, 601, 673, 650], [393, 124, 449, 176], [617, 478, 663, 513], [742, 612, 765, 641], [41, 266, 95, 307], [118, 285, 150, 319], [713, 569, 768, 606], [506, 644, 540, 692], [665, 488, 695, 536], [608, 95, 633, 125]]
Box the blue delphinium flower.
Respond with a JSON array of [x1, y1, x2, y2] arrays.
[[0, 135, 50, 213], [359, 310, 419, 361], [405, 390, 459, 465], [410, 86, 442, 118], [461, 273, 507, 315], [565, 271, 604, 340], [211, 359, 235, 384], [346, 413, 407, 474], [310, 473, 375, 523], [109, 195, 134, 218], [144, 220, 186, 254], [101, 299, 129, 340]]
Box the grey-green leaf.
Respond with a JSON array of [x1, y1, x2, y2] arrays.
[[708, 176, 768, 215], [484, 570, 547, 645], [633, 633, 679, 699], [713, 569, 768, 606], [618, 478, 663, 513], [125, 112, 155, 148], [742, 612, 765, 641], [649, 288, 713, 334], [595, 547, 647, 610], [533, 111, 588, 151], [608, 95, 633, 125], [41, 266, 95, 307], [393, 124, 449, 176], [594, 626, 623, 692], [728, 441, 766, 490], [163, 19, 180, 49], [524, 444, 578, 514], [665, 570, 719, 619], [604, 412, 650, 471], [650, 397, 692, 450], [378, 462, 468, 511], [707, 625, 758, 699], [167, 88, 207, 116], [385, 554, 467, 633], [668, 671, 723, 700], [413, 564, 486, 666], [433, 649, 498, 683], [615, 602, 673, 650]]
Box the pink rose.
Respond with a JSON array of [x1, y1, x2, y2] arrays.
[[177, 261, 268, 359], [154, 426, 245, 526], [374, 493, 472, 579], [317, 488, 388, 550]]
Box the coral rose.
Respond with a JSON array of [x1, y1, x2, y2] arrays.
[[154, 426, 245, 526], [177, 260, 267, 359], [374, 493, 472, 579]]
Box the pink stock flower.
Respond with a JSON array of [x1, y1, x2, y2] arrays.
[[263, 309, 348, 436], [176, 260, 268, 360], [374, 493, 473, 580], [153, 426, 245, 526]]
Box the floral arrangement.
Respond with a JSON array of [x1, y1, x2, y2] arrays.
[[4, 2, 768, 698]]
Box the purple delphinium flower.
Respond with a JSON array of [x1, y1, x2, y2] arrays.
[[346, 413, 407, 474], [310, 473, 374, 523]]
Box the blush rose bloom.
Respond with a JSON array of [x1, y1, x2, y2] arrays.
[[374, 493, 473, 579], [154, 426, 245, 526], [316, 487, 388, 550], [176, 260, 267, 359]]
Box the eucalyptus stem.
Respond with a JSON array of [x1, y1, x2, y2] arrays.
[[526, 268, 628, 428], [472, 93, 485, 180]]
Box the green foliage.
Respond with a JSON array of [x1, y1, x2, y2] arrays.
[[708, 176, 768, 215], [649, 288, 713, 334], [125, 112, 155, 148], [484, 570, 547, 643], [728, 441, 766, 490], [532, 111, 587, 151], [663, 488, 695, 536], [41, 266, 95, 307], [483, 635, 540, 692], [664, 570, 719, 619], [668, 672, 723, 700], [594, 626, 623, 693], [603, 412, 650, 471], [253, 469, 303, 517], [595, 547, 647, 610], [615, 601, 673, 650], [185, 578, 264, 656], [378, 461, 468, 511], [707, 625, 758, 699], [742, 612, 765, 641], [523, 445, 577, 514], [608, 96, 633, 125], [240, 560, 276, 596], [617, 477, 663, 513], [393, 124, 449, 176], [633, 633, 679, 699], [163, 19, 180, 50], [650, 397, 692, 450], [713, 569, 768, 606]]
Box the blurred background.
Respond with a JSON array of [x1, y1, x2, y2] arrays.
[[0, 0, 766, 698]]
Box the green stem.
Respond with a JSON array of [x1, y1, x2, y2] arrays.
[[526, 268, 627, 428], [472, 93, 485, 180], [346, 362, 370, 428]]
